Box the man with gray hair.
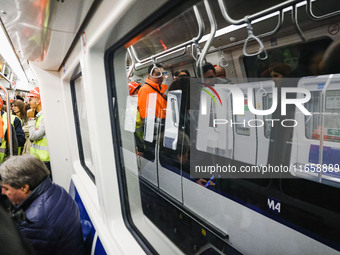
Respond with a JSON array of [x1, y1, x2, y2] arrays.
[[0, 155, 84, 255]]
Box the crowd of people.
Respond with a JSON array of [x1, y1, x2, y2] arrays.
[[0, 87, 83, 254]]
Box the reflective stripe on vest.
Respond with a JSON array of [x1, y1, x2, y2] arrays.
[[30, 114, 49, 162], [0, 113, 19, 162]]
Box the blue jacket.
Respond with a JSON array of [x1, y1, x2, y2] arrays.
[[15, 177, 84, 255]]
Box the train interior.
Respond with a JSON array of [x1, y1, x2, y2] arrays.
[[0, 0, 340, 254]]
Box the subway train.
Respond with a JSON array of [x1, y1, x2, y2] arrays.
[[0, 0, 340, 254]]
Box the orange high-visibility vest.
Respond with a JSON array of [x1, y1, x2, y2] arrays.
[[137, 78, 168, 120]]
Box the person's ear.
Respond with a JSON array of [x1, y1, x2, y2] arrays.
[[20, 184, 30, 194]]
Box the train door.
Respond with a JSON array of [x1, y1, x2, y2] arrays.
[[291, 74, 340, 185]]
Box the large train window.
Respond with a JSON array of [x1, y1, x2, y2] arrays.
[[107, 0, 340, 253], [70, 73, 95, 183]]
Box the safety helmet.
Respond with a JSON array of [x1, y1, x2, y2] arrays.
[[27, 87, 40, 98], [128, 81, 141, 95]]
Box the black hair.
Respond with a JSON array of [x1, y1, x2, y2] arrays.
[[174, 69, 190, 77], [202, 62, 216, 75]]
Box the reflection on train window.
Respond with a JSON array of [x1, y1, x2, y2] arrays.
[[71, 75, 95, 182], [108, 0, 340, 253], [305, 90, 340, 142], [243, 38, 331, 79]]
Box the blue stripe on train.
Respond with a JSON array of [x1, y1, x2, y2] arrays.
[[309, 145, 340, 177], [309, 145, 340, 165], [70, 181, 107, 255]]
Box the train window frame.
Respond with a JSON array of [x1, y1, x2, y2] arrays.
[[70, 72, 95, 183]]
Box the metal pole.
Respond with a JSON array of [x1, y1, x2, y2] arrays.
[[0, 74, 12, 157]]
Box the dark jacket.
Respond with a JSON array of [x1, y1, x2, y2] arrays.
[[14, 178, 84, 255]]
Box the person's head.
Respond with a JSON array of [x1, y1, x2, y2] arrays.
[[173, 69, 190, 80], [214, 65, 226, 79], [0, 155, 49, 205], [128, 81, 141, 95], [203, 62, 216, 78], [11, 100, 27, 120], [169, 77, 190, 112], [148, 64, 165, 85], [27, 87, 42, 112], [270, 63, 292, 79], [15, 95, 24, 102]]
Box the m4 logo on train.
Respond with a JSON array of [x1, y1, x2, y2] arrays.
[[267, 197, 281, 214], [201, 85, 311, 116]]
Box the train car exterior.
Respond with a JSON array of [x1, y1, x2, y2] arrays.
[[1, 0, 340, 254]]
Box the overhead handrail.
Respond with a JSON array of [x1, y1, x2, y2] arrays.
[[218, 0, 300, 25], [150, 57, 163, 78], [191, 42, 201, 61], [292, 4, 306, 42], [130, 4, 205, 66], [127, 47, 135, 78], [208, 10, 284, 55], [196, 0, 217, 78], [306, 0, 340, 21], [243, 16, 266, 58], [134, 47, 187, 71], [218, 49, 228, 67]]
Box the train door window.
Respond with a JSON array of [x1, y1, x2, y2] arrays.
[[70, 74, 95, 182]]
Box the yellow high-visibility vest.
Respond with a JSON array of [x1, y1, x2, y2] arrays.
[[30, 114, 49, 162], [0, 113, 19, 162]]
